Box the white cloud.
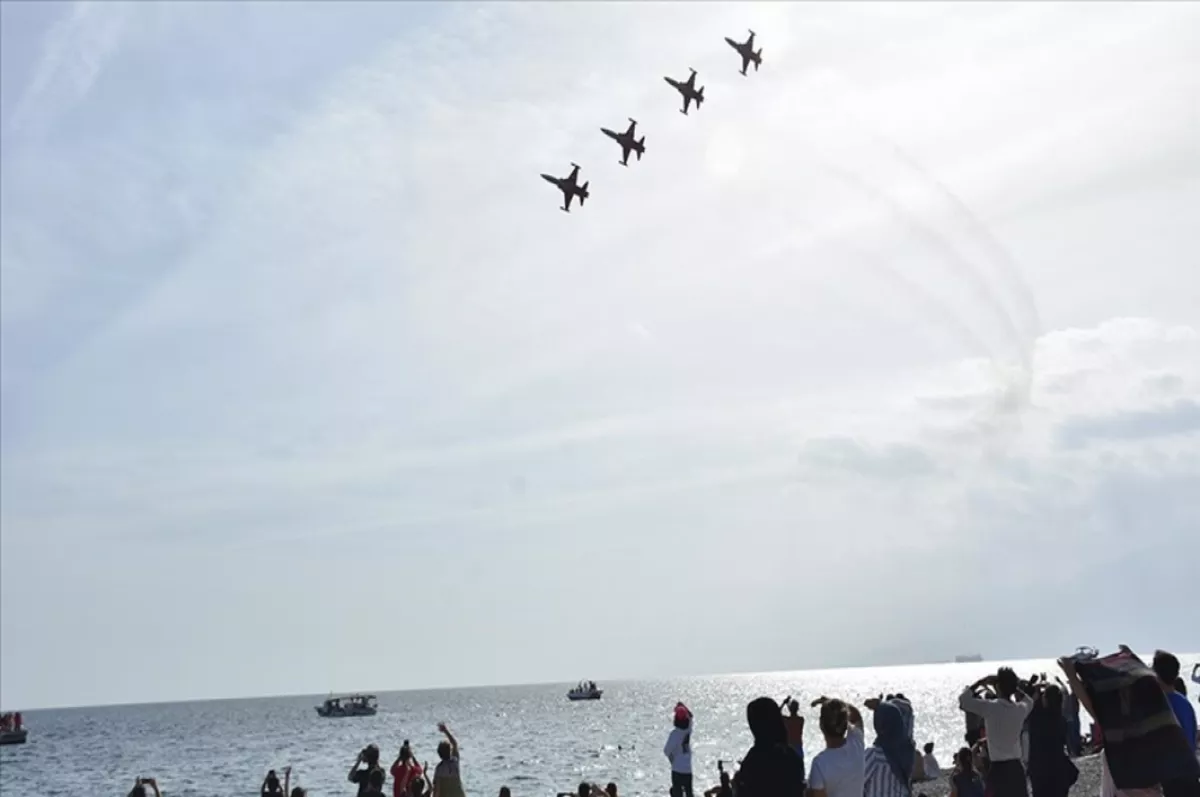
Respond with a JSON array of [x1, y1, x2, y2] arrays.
[[2, 1, 1198, 709]]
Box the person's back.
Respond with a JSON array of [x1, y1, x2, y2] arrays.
[[738, 741, 807, 797], [1166, 690, 1197, 751], [808, 726, 864, 797]]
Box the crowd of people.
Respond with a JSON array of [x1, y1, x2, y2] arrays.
[[119, 648, 1198, 797]]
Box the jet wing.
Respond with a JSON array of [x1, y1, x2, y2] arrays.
[[567, 164, 580, 186], [563, 190, 575, 211], [742, 53, 752, 73], [620, 142, 633, 163]]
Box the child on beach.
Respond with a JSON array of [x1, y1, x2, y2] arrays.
[[665, 703, 695, 797], [949, 748, 984, 797]]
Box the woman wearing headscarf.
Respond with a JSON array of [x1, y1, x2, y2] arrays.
[[735, 697, 807, 797], [863, 700, 915, 797]]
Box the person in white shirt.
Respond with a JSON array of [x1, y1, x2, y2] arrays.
[[921, 743, 941, 779], [665, 703, 694, 797], [959, 669, 1034, 797], [806, 697, 865, 797]]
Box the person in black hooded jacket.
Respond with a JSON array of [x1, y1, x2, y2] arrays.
[[735, 697, 807, 797]]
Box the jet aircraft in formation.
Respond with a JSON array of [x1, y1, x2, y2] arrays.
[[540, 162, 590, 213], [542, 28, 763, 212], [725, 29, 763, 76], [664, 68, 705, 115], [600, 118, 646, 166]]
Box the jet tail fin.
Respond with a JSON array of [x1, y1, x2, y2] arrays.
[[637, 136, 645, 158], [696, 87, 705, 107], [755, 49, 763, 69], [580, 182, 589, 205]]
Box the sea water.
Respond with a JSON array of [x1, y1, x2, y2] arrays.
[[3, 656, 1192, 797]]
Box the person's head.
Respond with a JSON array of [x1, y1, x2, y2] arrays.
[[130, 787, 147, 797], [995, 667, 1019, 699], [1041, 684, 1063, 714], [400, 742, 413, 763], [746, 696, 786, 746], [438, 740, 453, 761], [924, 742, 934, 755], [818, 699, 850, 741], [1174, 677, 1187, 696], [291, 789, 306, 797], [954, 747, 973, 771], [363, 744, 380, 767], [413, 779, 428, 797], [499, 788, 511, 797], [674, 705, 690, 730], [787, 699, 799, 716], [872, 701, 905, 746], [267, 770, 280, 785], [605, 784, 618, 797], [577, 783, 591, 797], [1153, 650, 1181, 688]]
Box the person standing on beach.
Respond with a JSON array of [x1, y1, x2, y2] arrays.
[[734, 697, 806, 797], [433, 723, 465, 797], [959, 668, 1033, 797], [391, 741, 423, 797], [863, 699, 915, 797], [1061, 687, 1081, 758], [806, 697, 865, 797], [1026, 685, 1076, 797], [665, 703, 695, 797], [782, 698, 807, 785], [350, 745, 387, 797]]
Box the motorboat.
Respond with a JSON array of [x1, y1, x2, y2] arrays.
[[954, 654, 983, 663], [316, 694, 378, 717], [568, 681, 603, 701], [0, 729, 27, 746]]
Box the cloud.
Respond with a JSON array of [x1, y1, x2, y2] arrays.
[[1057, 399, 1200, 449], [2, 1, 1199, 711]]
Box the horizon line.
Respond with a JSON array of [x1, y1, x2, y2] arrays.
[[6, 649, 1089, 714]]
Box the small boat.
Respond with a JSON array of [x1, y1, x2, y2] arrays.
[[568, 681, 603, 701], [0, 729, 27, 746], [316, 694, 378, 718], [955, 654, 984, 663]]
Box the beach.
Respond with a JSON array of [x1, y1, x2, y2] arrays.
[[916, 755, 1102, 797]]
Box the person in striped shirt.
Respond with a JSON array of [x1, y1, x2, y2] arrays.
[[864, 700, 915, 797]]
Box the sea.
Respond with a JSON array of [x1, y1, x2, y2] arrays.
[[2, 656, 1194, 797]]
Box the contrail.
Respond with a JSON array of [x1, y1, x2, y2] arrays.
[[855, 123, 1042, 347], [815, 157, 1031, 372], [815, 74, 1042, 351]]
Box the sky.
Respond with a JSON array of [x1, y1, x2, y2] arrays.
[[1, 1, 1198, 710]]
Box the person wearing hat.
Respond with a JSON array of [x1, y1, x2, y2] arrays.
[[665, 703, 695, 797]]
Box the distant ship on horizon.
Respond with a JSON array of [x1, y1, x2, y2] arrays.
[[954, 654, 984, 663]]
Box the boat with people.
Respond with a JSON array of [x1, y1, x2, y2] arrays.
[[0, 711, 26, 745], [0, 728, 28, 746], [315, 694, 378, 717], [568, 681, 603, 701]]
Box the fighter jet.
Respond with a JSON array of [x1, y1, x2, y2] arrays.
[[725, 30, 762, 76], [600, 118, 646, 166], [664, 68, 705, 115], [540, 162, 589, 212]]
